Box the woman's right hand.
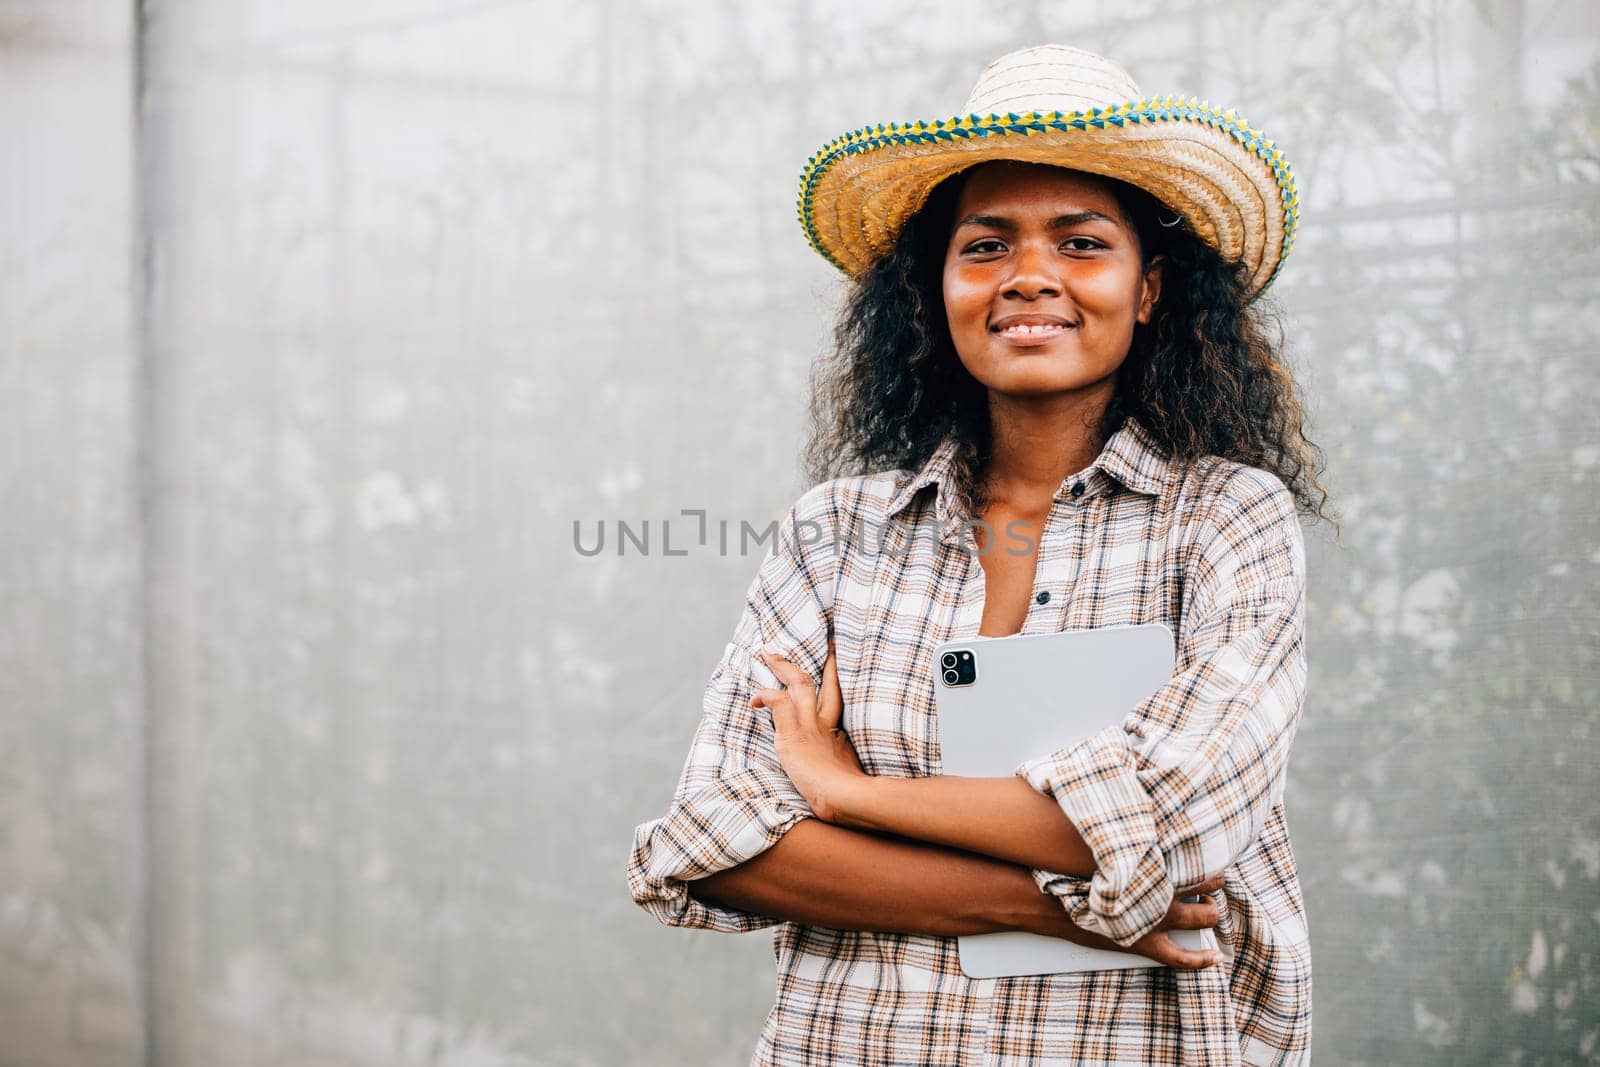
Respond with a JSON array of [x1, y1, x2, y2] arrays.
[[1021, 872, 1227, 970]]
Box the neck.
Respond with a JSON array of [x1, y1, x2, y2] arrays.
[[981, 385, 1115, 508]]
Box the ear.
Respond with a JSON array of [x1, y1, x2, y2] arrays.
[[1136, 255, 1166, 324]]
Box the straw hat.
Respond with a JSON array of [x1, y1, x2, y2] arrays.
[[797, 44, 1299, 297]]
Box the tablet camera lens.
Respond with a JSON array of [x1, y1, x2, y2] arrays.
[[939, 648, 977, 686]]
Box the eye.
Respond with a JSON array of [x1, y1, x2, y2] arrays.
[[961, 238, 1007, 255], [1060, 236, 1104, 252]]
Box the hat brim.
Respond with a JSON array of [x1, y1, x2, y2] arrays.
[[798, 98, 1298, 298]]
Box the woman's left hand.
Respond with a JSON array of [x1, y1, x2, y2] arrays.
[[752, 636, 868, 824]]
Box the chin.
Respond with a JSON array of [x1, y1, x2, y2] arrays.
[[974, 357, 1109, 395]]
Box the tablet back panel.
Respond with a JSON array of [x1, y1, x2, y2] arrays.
[[934, 625, 1174, 779], [933, 624, 1211, 977]]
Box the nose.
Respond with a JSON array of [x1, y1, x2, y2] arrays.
[[1001, 240, 1061, 300]]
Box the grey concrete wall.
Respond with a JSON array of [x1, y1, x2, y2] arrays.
[[2, 1, 1596, 1064], [1, 2, 145, 1064]]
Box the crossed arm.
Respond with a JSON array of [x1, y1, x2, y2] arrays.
[[684, 785, 1230, 964], [750, 645, 1098, 873], [688, 819, 1087, 941], [685, 645, 1222, 967]]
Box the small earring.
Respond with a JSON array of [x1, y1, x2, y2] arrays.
[[1157, 209, 1182, 229]]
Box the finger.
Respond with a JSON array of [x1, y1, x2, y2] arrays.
[[1184, 872, 1226, 896], [817, 646, 842, 731], [1140, 932, 1224, 970], [1163, 943, 1224, 970], [758, 651, 818, 714], [1161, 898, 1221, 931], [749, 687, 797, 728]]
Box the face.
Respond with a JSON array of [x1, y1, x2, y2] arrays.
[[941, 162, 1164, 402]]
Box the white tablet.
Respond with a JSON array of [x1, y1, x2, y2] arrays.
[[933, 624, 1213, 978]]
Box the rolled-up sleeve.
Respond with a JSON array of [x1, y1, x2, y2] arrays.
[[626, 485, 838, 932], [1017, 468, 1308, 946]]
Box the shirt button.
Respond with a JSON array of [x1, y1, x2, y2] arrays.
[[1070, 482, 1085, 499], [1035, 590, 1050, 605]]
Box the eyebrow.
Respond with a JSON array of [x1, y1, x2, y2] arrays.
[[953, 210, 1120, 231]]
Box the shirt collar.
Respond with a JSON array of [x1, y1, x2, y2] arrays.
[[884, 415, 1171, 523], [1094, 415, 1172, 500], [885, 435, 964, 525]]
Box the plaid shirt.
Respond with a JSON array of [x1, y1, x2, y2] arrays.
[[627, 416, 1311, 1066]]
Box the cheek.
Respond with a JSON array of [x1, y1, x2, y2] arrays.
[[942, 268, 989, 334], [1071, 260, 1143, 309]]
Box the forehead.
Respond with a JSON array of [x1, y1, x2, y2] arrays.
[[953, 161, 1128, 223]]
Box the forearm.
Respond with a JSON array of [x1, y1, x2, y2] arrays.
[[831, 774, 1096, 876], [688, 818, 1088, 941]]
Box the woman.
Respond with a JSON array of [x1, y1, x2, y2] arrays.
[[627, 44, 1331, 1066]]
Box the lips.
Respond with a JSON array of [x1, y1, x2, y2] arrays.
[[990, 314, 1076, 345]]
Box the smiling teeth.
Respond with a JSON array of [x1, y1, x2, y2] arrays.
[[1002, 324, 1063, 334]]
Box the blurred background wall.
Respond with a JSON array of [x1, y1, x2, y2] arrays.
[[1, 1, 1596, 1064]]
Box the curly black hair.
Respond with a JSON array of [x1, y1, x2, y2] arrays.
[[801, 163, 1335, 532]]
